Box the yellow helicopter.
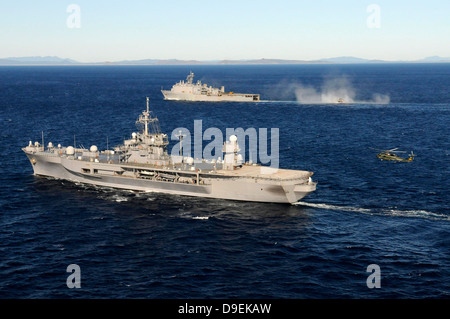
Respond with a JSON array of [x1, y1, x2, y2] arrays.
[[372, 148, 415, 163]]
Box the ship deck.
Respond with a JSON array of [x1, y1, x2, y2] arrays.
[[24, 149, 312, 182], [215, 165, 313, 181]]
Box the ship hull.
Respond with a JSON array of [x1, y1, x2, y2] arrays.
[[162, 90, 259, 102], [24, 152, 315, 204]]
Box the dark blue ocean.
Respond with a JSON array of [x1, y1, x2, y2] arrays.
[[0, 64, 449, 299]]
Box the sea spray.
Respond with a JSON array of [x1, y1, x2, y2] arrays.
[[271, 76, 390, 104], [294, 76, 390, 104]]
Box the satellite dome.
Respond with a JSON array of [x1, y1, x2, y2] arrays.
[[90, 145, 98, 152], [66, 146, 75, 155]]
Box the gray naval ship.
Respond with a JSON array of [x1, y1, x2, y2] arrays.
[[23, 98, 316, 204], [161, 72, 260, 102]]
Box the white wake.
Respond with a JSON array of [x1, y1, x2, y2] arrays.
[[294, 201, 449, 221]]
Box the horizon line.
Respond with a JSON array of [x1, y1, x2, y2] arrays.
[[1, 55, 450, 66]]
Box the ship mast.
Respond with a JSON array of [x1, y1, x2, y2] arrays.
[[135, 97, 167, 146], [143, 96, 150, 136]]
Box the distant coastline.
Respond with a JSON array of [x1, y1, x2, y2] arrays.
[[1, 55, 449, 66]]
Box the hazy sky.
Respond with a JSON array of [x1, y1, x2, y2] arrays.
[[0, 0, 449, 62]]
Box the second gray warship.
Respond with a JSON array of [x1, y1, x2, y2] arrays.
[[23, 98, 316, 203], [161, 72, 260, 102]]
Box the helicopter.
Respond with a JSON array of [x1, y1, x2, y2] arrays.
[[371, 148, 415, 162]]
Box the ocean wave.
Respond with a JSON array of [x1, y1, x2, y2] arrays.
[[178, 212, 210, 220], [108, 194, 128, 202], [192, 216, 210, 220]]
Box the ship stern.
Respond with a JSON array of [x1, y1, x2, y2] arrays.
[[281, 176, 317, 204]]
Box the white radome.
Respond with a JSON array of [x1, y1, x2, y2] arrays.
[[66, 146, 75, 155]]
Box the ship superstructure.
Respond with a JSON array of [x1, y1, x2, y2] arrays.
[[161, 72, 260, 102], [23, 98, 315, 204]]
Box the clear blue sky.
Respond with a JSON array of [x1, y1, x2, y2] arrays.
[[0, 0, 449, 62]]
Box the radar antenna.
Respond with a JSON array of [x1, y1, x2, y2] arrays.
[[136, 97, 164, 139], [137, 97, 152, 136]]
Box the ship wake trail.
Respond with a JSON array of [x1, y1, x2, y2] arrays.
[[295, 201, 449, 221], [284, 76, 390, 104]]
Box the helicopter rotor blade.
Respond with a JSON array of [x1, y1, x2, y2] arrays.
[[385, 148, 409, 153], [370, 147, 391, 152], [370, 147, 408, 153]]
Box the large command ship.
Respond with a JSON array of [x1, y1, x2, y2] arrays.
[[23, 98, 316, 203]]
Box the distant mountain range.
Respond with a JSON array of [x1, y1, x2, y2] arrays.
[[1, 55, 449, 65], [0, 56, 78, 65]]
